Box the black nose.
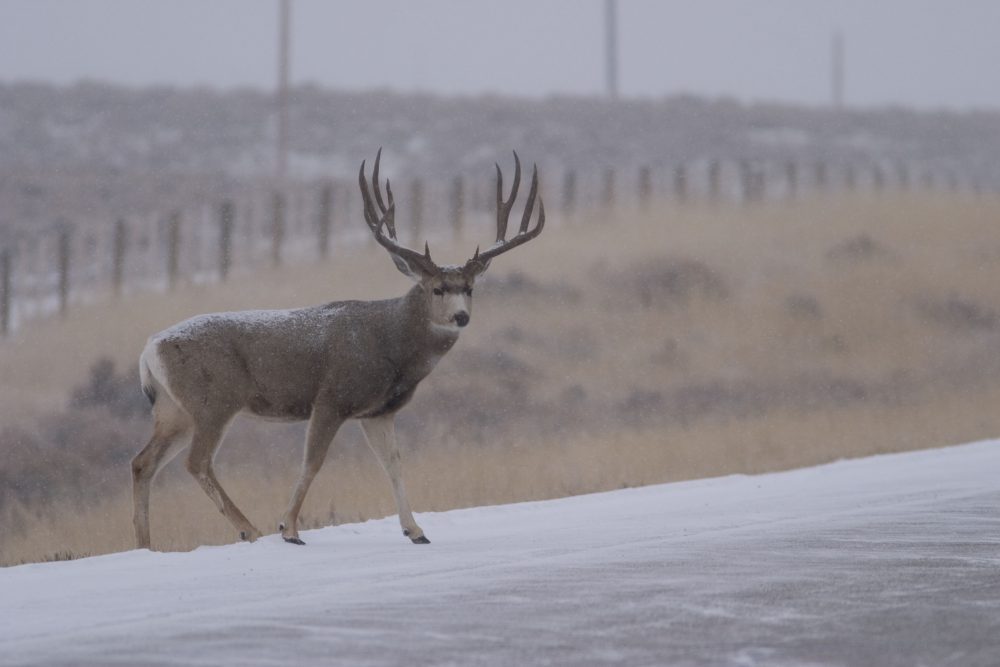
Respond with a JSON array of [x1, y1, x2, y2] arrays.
[[454, 311, 470, 327]]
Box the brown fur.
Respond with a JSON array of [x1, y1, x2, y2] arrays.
[[131, 151, 542, 549], [132, 283, 462, 548]]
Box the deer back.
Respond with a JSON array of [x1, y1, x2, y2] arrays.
[[148, 286, 456, 423]]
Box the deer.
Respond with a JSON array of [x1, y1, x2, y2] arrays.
[[130, 149, 544, 549]]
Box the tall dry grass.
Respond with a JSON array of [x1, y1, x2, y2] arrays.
[[3, 191, 1000, 566]]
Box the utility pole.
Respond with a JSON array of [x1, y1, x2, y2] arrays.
[[831, 29, 844, 110], [605, 0, 619, 99], [276, 0, 292, 182]]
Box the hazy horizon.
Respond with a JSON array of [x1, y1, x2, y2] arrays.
[[2, 0, 999, 111]]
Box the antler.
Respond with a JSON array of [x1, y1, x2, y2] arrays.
[[359, 148, 438, 276], [466, 151, 545, 275]]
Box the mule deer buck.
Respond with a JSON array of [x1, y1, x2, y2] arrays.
[[131, 150, 545, 548]]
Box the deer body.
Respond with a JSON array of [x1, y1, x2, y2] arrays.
[[144, 288, 457, 426], [132, 150, 543, 549]]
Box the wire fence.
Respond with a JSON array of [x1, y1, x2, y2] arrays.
[[0, 156, 988, 337]]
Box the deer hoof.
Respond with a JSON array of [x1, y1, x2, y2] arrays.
[[410, 535, 431, 545], [283, 537, 306, 546]]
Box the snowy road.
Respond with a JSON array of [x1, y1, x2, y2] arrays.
[[3, 441, 999, 666]]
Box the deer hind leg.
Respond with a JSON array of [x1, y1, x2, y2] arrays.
[[360, 415, 428, 544], [280, 410, 343, 545], [132, 395, 192, 550], [185, 416, 261, 543]]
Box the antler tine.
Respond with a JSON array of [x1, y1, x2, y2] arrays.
[[519, 164, 539, 234], [372, 147, 389, 216], [494, 163, 502, 236], [495, 151, 522, 243], [358, 151, 437, 275], [384, 178, 397, 239], [466, 157, 544, 274], [358, 160, 380, 230]]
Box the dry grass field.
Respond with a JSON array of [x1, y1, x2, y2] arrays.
[[3, 191, 1000, 566]]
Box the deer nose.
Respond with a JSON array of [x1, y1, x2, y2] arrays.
[[454, 311, 470, 327]]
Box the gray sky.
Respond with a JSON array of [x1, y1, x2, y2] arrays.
[[2, 0, 999, 110]]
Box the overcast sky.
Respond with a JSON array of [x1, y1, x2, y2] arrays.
[[2, 0, 998, 110]]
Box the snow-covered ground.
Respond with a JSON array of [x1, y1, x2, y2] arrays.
[[2, 441, 999, 666]]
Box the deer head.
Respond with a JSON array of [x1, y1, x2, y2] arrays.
[[359, 149, 545, 332]]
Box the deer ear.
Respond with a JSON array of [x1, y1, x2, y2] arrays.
[[389, 252, 434, 281]]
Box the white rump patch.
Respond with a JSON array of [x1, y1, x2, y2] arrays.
[[140, 338, 178, 404]]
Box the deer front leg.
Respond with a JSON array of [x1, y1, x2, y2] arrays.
[[279, 410, 342, 545], [359, 414, 428, 544]]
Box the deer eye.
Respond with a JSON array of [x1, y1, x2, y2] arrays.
[[464, 287, 473, 296], [433, 288, 444, 296]]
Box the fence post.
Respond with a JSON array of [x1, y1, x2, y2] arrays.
[[112, 218, 127, 297], [271, 191, 286, 267], [410, 179, 424, 245], [638, 165, 652, 209], [449, 175, 464, 240], [602, 168, 615, 209], [844, 162, 856, 191], [896, 161, 910, 191], [740, 160, 756, 203], [872, 163, 885, 192], [814, 161, 828, 192], [947, 169, 959, 193], [219, 200, 234, 281], [707, 159, 721, 202], [562, 170, 576, 220], [166, 211, 181, 290], [785, 160, 798, 200], [1, 248, 10, 337], [57, 226, 71, 317], [672, 164, 687, 204], [317, 183, 333, 258]]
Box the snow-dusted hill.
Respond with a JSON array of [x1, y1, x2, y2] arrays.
[[2, 441, 999, 666]]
